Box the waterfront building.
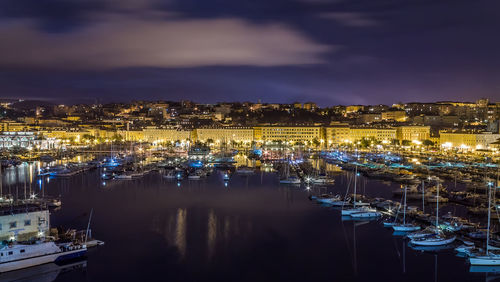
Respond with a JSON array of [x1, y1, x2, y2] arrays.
[[117, 130, 144, 142], [43, 130, 93, 143], [254, 126, 322, 144], [0, 131, 56, 150], [194, 127, 253, 144], [348, 127, 396, 144], [324, 124, 350, 145], [439, 131, 500, 150], [395, 126, 431, 142], [0, 205, 50, 241], [142, 128, 191, 143]]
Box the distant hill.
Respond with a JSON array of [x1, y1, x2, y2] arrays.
[[10, 100, 56, 111]]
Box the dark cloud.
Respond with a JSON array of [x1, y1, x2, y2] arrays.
[[318, 12, 378, 27], [0, 0, 499, 105], [0, 16, 331, 69]]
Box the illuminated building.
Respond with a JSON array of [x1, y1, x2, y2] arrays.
[[395, 126, 430, 142], [324, 124, 350, 145], [348, 128, 396, 143], [142, 128, 191, 143], [194, 127, 253, 143], [381, 110, 407, 122], [254, 126, 322, 144], [439, 132, 500, 150]]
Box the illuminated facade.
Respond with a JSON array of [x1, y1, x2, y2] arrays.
[[440, 132, 500, 150], [142, 128, 191, 143], [324, 125, 350, 145], [348, 128, 396, 143], [0, 207, 50, 241], [254, 126, 322, 143], [0, 131, 57, 150], [194, 127, 253, 143], [395, 126, 430, 142], [381, 111, 407, 122]]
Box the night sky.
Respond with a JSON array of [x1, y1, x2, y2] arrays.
[[1, 0, 499, 105]]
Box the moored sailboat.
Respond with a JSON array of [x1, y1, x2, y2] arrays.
[[392, 186, 420, 232], [469, 181, 500, 266], [410, 181, 455, 246]]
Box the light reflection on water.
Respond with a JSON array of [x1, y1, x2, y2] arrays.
[[175, 208, 187, 259], [0, 164, 493, 281]]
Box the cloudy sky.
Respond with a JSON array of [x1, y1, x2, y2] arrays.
[[0, 0, 499, 105]]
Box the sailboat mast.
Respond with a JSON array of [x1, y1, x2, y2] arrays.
[[85, 208, 94, 243], [487, 182, 492, 255], [403, 186, 407, 225], [435, 181, 439, 227], [353, 165, 357, 208], [422, 180, 425, 214]]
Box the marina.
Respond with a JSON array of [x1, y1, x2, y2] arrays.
[[0, 153, 498, 281]]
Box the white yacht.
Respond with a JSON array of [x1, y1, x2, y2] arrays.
[[0, 241, 86, 273]]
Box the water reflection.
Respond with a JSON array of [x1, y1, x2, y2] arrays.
[[0, 259, 86, 282], [207, 209, 217, 259], [175, 208, 187, 258], [7, 165, 486, 281]]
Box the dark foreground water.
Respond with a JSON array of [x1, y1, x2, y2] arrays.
[[0, 165, 496, 281]]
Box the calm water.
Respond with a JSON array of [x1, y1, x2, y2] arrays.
[[0, 164, 496, 281]]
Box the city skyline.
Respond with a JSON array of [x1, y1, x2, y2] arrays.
[[1, 97, 499, 107], [1, 0, 499, 105]]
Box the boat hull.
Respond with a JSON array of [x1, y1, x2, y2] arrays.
[[410, 236, 455, 246], [350, 212, 381, 218], [393, 225, 421, 232], [341, 208, 375, 216], [470, 257, 500, 266], [0, 248, 86, 273]]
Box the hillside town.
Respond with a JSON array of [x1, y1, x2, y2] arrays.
[[0, 98, 498, 160]]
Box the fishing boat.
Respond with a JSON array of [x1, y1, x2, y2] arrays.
[[392, 186, 420, 232]]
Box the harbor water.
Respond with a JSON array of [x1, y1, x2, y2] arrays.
[[0, 163, 495, 281]]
